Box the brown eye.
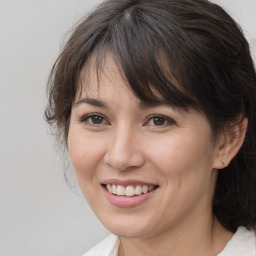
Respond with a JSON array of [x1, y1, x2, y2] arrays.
[[153, 116, 165, 126], [81, 114, 109, 126], [91, 115, 104, 124], [146, 115, 175, 127]]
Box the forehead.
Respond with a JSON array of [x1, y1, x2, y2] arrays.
[[78, 53, 128, 96], [77, 61, 163, 112]]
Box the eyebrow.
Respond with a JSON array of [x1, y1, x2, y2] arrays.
[[74, 98, 109, 108], [74, 97, 178, 110]]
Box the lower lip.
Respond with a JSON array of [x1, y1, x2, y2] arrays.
[[103, 186, 157, 208]]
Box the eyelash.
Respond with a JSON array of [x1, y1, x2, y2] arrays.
[[80, 114, 176, 127]]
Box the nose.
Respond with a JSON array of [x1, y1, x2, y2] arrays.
[[103, 126, 145, 171]]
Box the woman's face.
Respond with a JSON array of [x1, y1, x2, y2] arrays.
[[68, 56, 221, 238]]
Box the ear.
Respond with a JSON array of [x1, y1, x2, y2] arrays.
[[213, 118, 248, 169]]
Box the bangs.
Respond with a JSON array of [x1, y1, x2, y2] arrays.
[[80, 4, 199, 109]]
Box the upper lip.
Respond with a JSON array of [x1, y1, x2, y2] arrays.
[[102, 178, 158, 187]]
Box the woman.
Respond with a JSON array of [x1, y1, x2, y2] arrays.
[[45, 0, 256, 255]]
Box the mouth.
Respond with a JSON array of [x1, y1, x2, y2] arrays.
[[101, 180, 159, 207], [102, 183, 159, 197]]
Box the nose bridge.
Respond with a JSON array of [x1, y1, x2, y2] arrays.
[[114, 124, 132, 150], [104, 123, 144, 171]]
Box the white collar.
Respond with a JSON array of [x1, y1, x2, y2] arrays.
[[217, 226, 256, 256]]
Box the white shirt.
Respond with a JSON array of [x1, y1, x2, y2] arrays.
[[83, 226, 256, 256]]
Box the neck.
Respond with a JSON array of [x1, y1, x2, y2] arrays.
[[118, 217, 233, 256]]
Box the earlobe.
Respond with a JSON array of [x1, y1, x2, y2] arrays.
[[213, 118, 248, 169]]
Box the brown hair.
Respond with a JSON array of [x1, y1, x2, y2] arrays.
[[45, 0, 256, 232]]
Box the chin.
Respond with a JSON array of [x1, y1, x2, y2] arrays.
[[108, 226, 152, 239], [98, 214, 157, 238]]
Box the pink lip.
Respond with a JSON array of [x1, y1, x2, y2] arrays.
[[102, 185, 158, 208], [102, 178, 158, 187]]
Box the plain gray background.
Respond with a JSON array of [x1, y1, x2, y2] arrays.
[[0, 1, 255, 256]]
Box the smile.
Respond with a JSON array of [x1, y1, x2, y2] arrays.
[[105, 184, 156, 197], [102, 179, 159, 207]]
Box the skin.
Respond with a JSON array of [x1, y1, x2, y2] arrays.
[[68, 55, 247, 256]]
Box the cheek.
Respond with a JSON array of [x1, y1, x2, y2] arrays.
[[147, 132, 216, 188], [68, 132, 85, 171], [152, 134, 213, 165], [68, 129, 104, 180], [149, 136, 216, 219], [68, 130, 105, 206]]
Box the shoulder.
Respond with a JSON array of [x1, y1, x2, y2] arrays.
[[218, 226, 256, 256], [82, 234, 120, 256]]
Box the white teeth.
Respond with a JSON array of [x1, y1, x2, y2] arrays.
[[135, 185, 143, 195], [112, 184, 117, 194], [117, 185, 125, 196], [106, 184, 156, 197], [106, 184, 112, 193], [142, 185, 149, 193], [126, 186, 135, 197]]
